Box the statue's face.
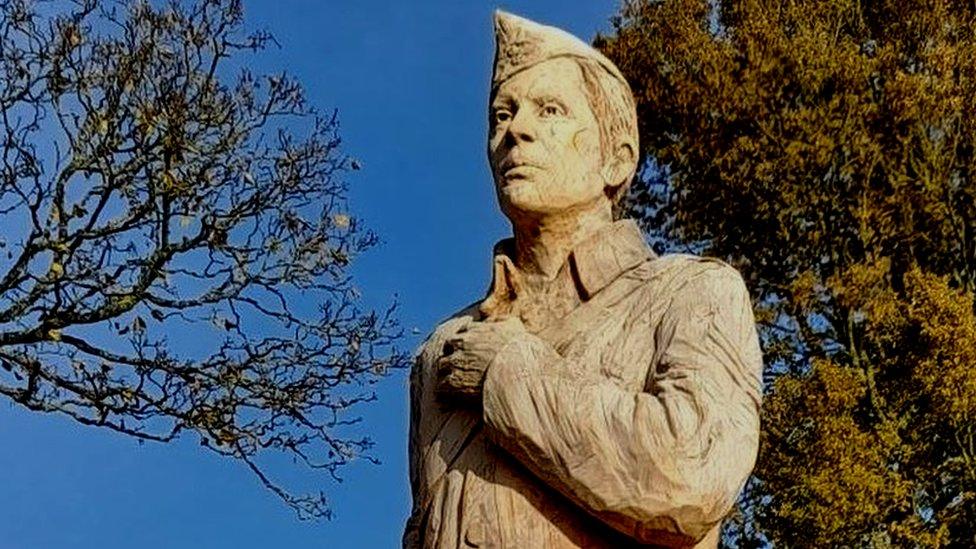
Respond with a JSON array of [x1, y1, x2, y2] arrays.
[[488, 58, 605, 220]]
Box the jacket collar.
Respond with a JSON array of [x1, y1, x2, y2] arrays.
[[568, 219, 656, 299], [489, 219, 655, 303]]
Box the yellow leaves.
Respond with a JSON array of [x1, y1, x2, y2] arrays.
[[886, 70, 927, 124], [110, 295, 138, 312], [826, 260, 907, 347], [795, 358, 866, 412], [761, 359, 910, 545], [47, 329, 61, 342], [161, 171, 176, 191], [889, 519, 950, 548], [135, 106, 157, 135], [63, 24, 82, 48], [904, 268, 976, 424], [332, 213, 350, 229], [828, 259, 892, 310], [48, 261, 64, 280], [767, 267, 976, 544], [824, 265, 976, 421], [216, 429, 238, 445], [788, 269, 820, 312], [160, 170, 191, 196], [604, 0, 976, 543]]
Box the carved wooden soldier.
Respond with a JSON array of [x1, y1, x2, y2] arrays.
[[404, 11, 763, 548]]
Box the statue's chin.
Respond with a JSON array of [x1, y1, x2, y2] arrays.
[[495, 172, 611, 226], [498, 185, 558, 219]]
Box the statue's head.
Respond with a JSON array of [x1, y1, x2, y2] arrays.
[[487, 11, 639, 222]]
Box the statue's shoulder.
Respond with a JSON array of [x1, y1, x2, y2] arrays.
[[412, 301, 482, 370], [649, 252, 742, 275], [645, 253, 749, 301]]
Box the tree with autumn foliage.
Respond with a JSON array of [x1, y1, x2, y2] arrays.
[[598, 0, 976, 545], [0, 0, 405, 520]]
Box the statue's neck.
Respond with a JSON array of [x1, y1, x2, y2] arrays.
[[511, 203, 612, 280]]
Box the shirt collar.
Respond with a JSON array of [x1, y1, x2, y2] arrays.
[[491, 219, 655, 302], [569, 219, 656, 299]]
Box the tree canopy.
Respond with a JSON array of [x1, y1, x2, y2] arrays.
[[0, 0, 405, 519], [599, 0, 976, 545]]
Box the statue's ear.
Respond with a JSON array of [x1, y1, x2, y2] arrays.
[[602, 139, 638, 193]]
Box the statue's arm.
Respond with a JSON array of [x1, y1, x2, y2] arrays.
[[481, 264, 763, 546]]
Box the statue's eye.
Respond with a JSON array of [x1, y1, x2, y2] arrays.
[[540, 103, 564, 118], [493, 109, 512, 124]]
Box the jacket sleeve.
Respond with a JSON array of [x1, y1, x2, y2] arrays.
[[480, 263, 763, 546]]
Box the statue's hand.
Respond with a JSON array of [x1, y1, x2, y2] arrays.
[[435, 317, 527, 405]]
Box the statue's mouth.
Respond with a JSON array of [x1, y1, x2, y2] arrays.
[[502, 165, 540, 181], [499, 156, 544, 182]]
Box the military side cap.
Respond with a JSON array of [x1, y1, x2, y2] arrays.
[[491, 10, 629, 91]]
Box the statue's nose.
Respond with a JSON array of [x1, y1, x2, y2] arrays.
[[505, 108, 536, 146]]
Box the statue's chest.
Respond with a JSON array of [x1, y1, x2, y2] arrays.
[[533, 273, 664, 391]]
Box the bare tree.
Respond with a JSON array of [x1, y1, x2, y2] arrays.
[[0, 0, 406, 519]]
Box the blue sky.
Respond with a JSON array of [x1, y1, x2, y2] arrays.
[[0, 1, 621, 547]]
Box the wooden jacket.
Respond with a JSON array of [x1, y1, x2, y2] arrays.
[[404, 220, 763, 548]]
